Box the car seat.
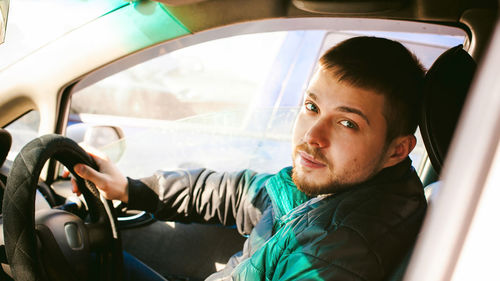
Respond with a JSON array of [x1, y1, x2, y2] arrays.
[[419, 44, 476, 202], [386, 44, 476, 281]]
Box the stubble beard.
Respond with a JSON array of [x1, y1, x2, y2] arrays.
[[292, 166, 356, 196], [291, 143, 385, 196]]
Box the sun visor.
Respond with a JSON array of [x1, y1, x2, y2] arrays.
[[292, 0, 407, 14], [157, 0, 209, 6]]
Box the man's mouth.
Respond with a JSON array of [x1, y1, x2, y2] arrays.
[[298, 151, 327, 169]]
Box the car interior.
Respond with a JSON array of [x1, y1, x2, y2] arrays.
[[419, 44, 477, 197], [0, 0, 498, 280]]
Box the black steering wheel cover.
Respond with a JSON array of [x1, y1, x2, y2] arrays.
[[2, 134, 121, 281]]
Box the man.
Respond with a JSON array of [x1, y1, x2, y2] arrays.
[[73, 36, 427, 280]]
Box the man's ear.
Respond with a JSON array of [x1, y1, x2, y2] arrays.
[[382, 135, 416, 169]]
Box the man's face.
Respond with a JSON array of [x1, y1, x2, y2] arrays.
[[292, 67, 391, 196]]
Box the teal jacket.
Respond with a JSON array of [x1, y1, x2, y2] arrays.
[[128, 157, 426, 280]]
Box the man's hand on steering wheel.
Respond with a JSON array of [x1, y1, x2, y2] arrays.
[[3, 135, 124, 281], [71, 147, 129, 203]]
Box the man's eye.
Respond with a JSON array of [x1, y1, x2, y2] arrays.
[[305, 102, 318, 113], [340, 120, 357, 129]]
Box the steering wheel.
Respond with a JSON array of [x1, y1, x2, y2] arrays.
[[2, 134, 123, 281]]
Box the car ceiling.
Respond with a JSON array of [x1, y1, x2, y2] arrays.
[[156, 0, 497, 59], [156, 0, 498, 32]]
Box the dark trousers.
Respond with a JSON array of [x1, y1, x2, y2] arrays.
[[123, 251, 168, 281]]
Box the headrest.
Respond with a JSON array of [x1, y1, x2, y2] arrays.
[[420, 45, 476, 174], [0, 128, 12, 167]]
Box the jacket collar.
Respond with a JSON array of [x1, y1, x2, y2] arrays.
[[265, 157, 414, 220], [362, 156, 413, 187], [265, 167, 311, 220]]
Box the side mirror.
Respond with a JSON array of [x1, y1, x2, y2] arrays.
[[0, 0, 9, 45], [66, 124, 126, 163]]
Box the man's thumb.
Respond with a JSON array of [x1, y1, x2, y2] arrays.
[[74, 164, 85, 176], [74, 164, 103, 185]]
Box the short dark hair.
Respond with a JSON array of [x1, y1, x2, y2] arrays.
[[319, 36, 425, 143]]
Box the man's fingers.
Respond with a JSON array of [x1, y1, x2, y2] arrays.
[[74, 164, 106, 187], [72, 155, 127, 202], [70, 178, 81, 196], [62, 170, 70, 178]]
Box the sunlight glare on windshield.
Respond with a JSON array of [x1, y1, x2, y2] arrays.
[[0, 0, 126, 70]]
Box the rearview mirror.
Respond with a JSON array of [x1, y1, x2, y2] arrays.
[[0, 0, 9, 45]]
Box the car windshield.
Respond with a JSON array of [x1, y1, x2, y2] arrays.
[[0, 0, 126, 71]]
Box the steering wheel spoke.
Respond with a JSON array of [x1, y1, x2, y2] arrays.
[[86, 221, 113, 250]]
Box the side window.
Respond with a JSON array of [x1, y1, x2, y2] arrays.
[[69, 31, 325, 177], [69, 28, 465, 178], [4, 110, 40, 162]]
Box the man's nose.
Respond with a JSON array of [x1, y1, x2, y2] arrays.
[[304, 119, 330, 148]]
